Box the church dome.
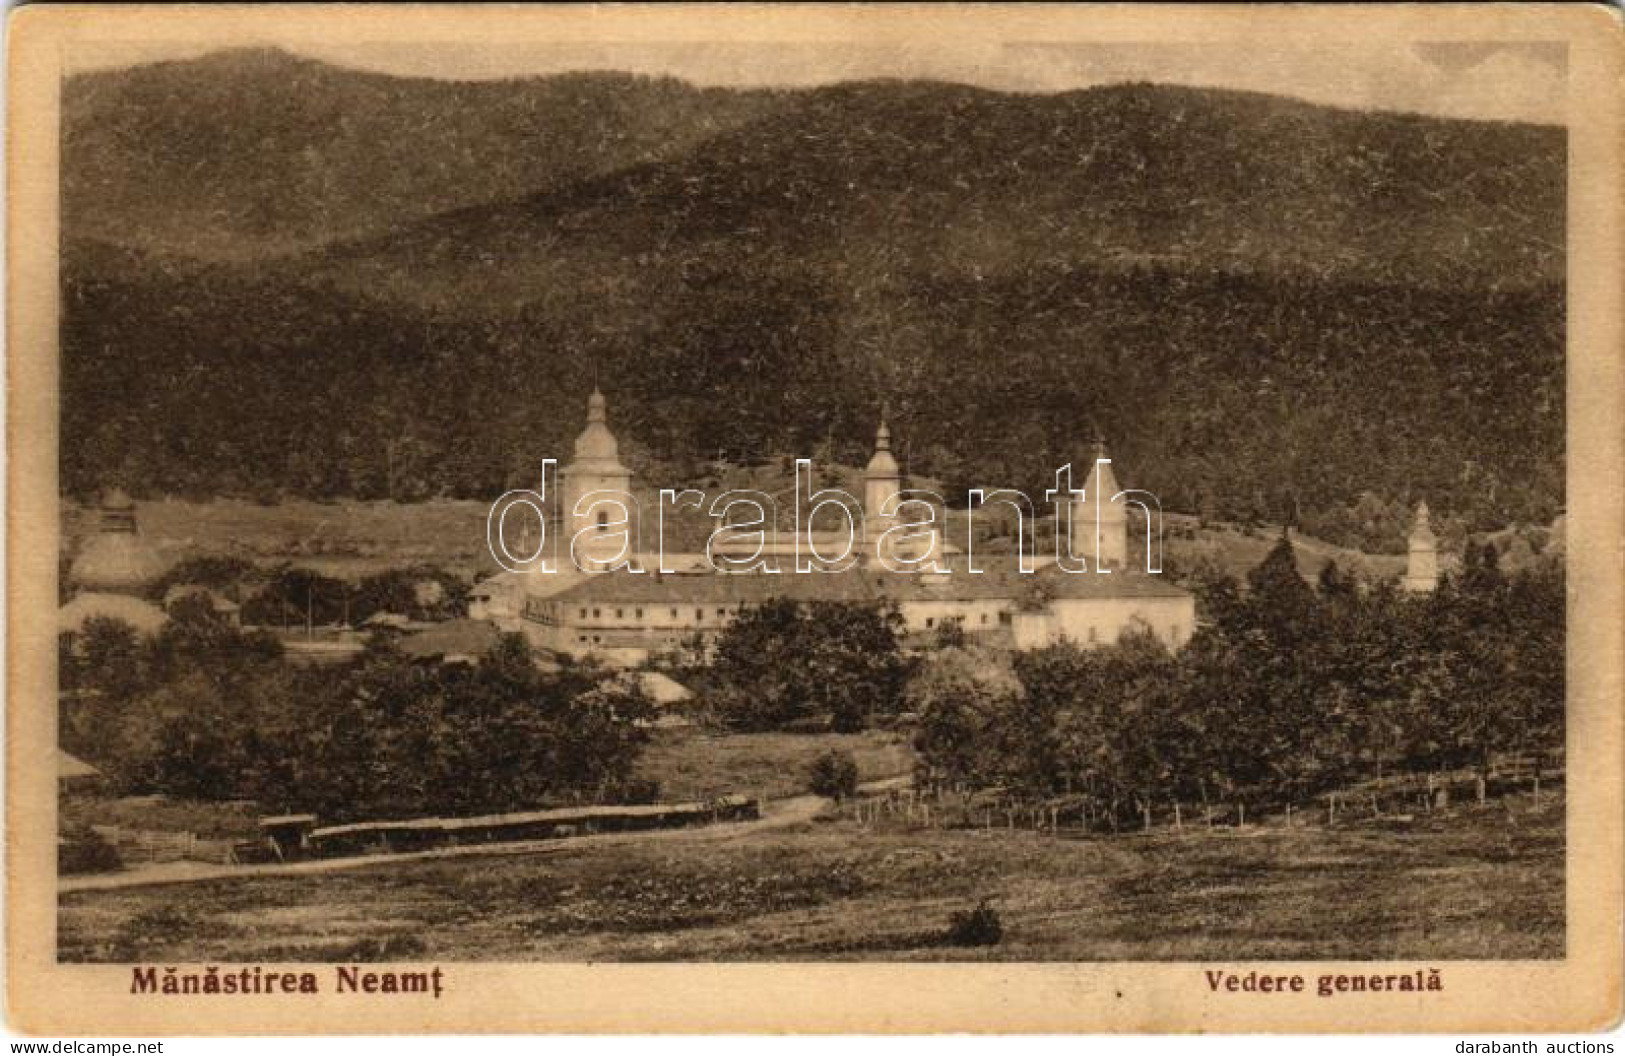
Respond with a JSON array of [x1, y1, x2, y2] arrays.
[[69, 491, 169, 595]]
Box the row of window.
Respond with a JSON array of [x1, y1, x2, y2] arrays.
[[920, 612, 1011, 630], [568, 604, 738, 623], [575, 633, 693, 648]]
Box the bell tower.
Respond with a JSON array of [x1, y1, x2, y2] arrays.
[[560, 387, 635, 570], [1073, 435, 1127, 570], [864, 418, 902, 567]]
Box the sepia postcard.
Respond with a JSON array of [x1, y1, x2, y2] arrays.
[[7, 2, 1623, 1035]]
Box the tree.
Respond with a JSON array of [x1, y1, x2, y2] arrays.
[[297, 635, 655, 819], [240, 566, 350, 628], [62, 616, 149, 702], [808, 749, 859, 801], [907, 645, 1025, 790], [709, 600, 910, 732], [149, 554, 257, 602], [933, 616, 968, 650]]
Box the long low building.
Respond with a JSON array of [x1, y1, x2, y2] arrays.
[[521, 561, 1194, 668]]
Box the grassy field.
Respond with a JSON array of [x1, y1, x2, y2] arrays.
[[634, 728, 915, 802], [58, 793, 1562, 962], [63, 497, 497, 579]]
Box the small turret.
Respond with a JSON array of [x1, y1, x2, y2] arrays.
[[1403, 501, 1439, 594]]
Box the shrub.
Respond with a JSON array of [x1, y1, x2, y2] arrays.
[[945, 900, 1003, 947], [335, 934, 427, 962], [610, 777, 662, 805], [120, 905, 199, 943], [58, 825, 121, 875], [808, 749, 859, 801]]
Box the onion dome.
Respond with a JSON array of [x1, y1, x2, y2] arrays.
[[566, 387, 631, 477], [865, 419, 900, 479], [68, 489, 169, 595]]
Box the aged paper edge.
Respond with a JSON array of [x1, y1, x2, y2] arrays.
[[6, 2, 1622, 1036]]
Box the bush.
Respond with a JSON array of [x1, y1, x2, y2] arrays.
[[330, 934, 428, 962], [945, 900, 1003, 947], [609, 777, 662, 805], [808, 749, 859, 801], [58, 825, 121, 875]]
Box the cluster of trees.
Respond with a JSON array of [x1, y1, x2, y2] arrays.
[[147, 557, 469, 627], [909, 538, 1563, 821], [697, 599, 912, 733], [60, 607, 652, 820]]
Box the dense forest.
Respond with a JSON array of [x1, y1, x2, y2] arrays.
[[61, 50, 1565, 550]]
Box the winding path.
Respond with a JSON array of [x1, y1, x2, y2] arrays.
[[60, 792, 835, 895]]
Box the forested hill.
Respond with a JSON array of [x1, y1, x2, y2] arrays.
[[62, 48, 783, 259], [61, 50, 1565, 549]]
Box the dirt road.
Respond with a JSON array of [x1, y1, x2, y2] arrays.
[[59, 792, 831, 894]]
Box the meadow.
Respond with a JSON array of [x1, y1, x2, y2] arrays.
[[59, 792, 1561, 963], [633, 728, 914, 802]]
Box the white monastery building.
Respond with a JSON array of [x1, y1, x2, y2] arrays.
[[480, 390, 1197, 668]]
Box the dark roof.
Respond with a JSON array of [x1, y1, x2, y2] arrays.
[[544, 561, 1189, 607], [549, 569, 877, 606], [259, 813, 318, 828], [399, 619, 502, 658], [1034, 566, 1193, 600]]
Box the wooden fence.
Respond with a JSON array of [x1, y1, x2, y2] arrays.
[[842, 758, 1564, 837]]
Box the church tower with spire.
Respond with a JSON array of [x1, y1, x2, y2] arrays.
[[1073, 435, 1128, 570], [560, 387, 634, 569], [864, 417, 902, 567], [1403, 501, 1439, 594]]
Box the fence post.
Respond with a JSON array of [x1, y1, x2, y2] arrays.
[[1238, 803, 1246, 827], [1173, 801, 1182, 831]]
